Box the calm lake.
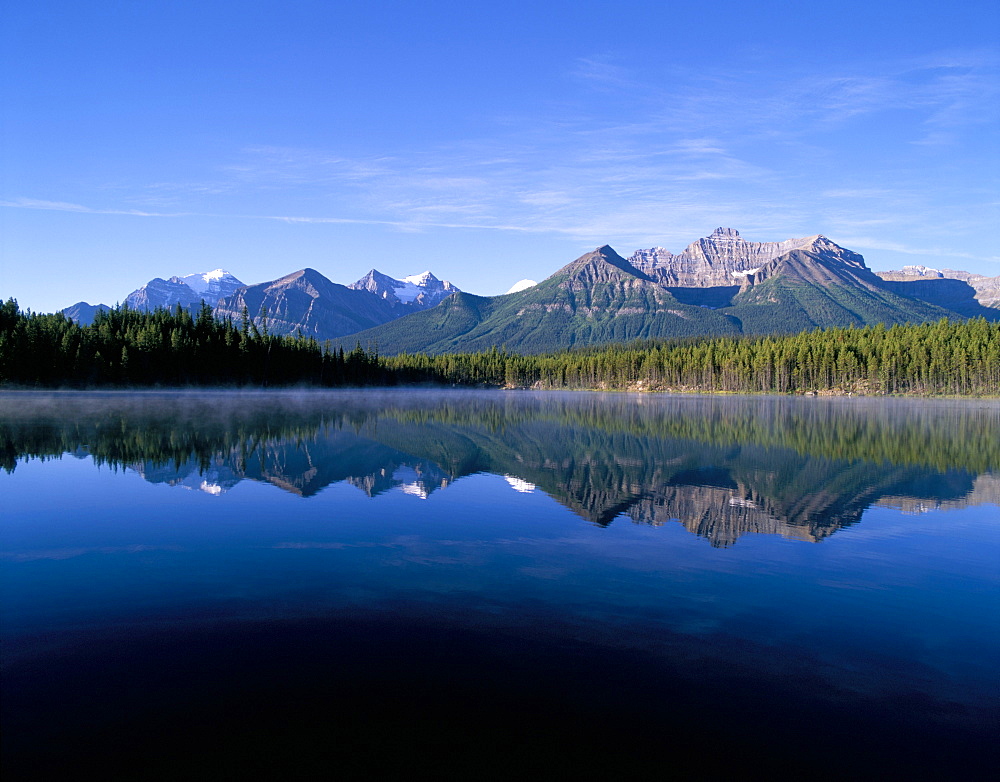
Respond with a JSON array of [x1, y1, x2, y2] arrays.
[[2, 390, 998, 779]]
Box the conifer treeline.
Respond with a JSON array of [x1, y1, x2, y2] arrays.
[[389, 317, 1000, 396], [1, 298, 998, 395], [0, 299, 379, 387]]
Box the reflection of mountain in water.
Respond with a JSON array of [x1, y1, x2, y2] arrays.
[[135, 457, 241, 495], [365, 418, 994, 546], [133, 430, 452, 499], [626, 465, 992, 546], [3, 391, 998, 546], [875, 472, 1000, 516]]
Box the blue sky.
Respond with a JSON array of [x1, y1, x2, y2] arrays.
[[2, 0, 998, 312]]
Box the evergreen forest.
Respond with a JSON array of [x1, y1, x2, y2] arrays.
[[1, 298, 998, 396]]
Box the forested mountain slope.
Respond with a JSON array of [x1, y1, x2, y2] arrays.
[[342, 237, 964, 354]]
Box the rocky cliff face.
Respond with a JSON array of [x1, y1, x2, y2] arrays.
[[123, 269, 245, 311], [348, 269, 458, 309], [876, 265, 945, 281], [172, 269, 245, 306], [554, 244, 652, 289], [213, 268, 401, 340], [629, 227, 825, 287], [124, 277, 205, 311], [341, 229, 966, 354], [213, 267, 459, 341], [740, 237, 880, 289]]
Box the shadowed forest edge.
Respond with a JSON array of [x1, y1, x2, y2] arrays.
[[1, 299, 998, 395]]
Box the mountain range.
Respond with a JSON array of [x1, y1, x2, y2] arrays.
[[123, 269, 246, 311], [62, 267, 460, 329], [60, 228, 1000, 352], [339, 229, 999, 354], [211, 268, 459, 341]]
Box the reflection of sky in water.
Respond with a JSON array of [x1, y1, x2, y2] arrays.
[[2, 392, 999, 778], [5, 456, 998, 698]]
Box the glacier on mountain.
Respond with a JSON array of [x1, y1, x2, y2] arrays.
[[348, 268, 458, 308]]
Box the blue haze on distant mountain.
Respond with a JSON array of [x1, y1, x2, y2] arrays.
[[58, 228, 1000, 348]]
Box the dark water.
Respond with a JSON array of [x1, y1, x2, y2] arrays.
[[2, 390, 998, 779]]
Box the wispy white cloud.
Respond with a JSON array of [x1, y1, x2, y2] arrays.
[[0, 197, 186, 218], [261, 213, 538, 232], [6, 49, 996, 263], [205, 52, 993, 249], [821, 189, 897, 199], [0, 195, 548, 235]]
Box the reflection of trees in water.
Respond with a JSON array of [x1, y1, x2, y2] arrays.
[[2, 391, 997, 545]]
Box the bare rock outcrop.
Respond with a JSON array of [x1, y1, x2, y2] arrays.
[[628, 227, 826, 287]]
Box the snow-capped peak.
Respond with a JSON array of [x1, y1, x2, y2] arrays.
[[392, 279, 424, 303], [506, 279, 537, 294], [348, 268, 459, 308], [178, 269, 239, 294], [402, 270, 436, 285]]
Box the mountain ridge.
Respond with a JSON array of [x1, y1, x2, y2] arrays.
[[630, 227, 823, 287], [875, 264, 1000, 315], [348, 268, 459, 308], [60, 301, 112, 326], [212, 268, 399, 340], [339, 231, 973, 354], [210, 266, 462, 341], [53, 228, 999, 350]]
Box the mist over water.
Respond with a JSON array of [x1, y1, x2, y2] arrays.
[[2, 390, 999, 779]]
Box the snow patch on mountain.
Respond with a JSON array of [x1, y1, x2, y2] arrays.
[[121, 269, 246, 312], [178, 269, 239, 294], [506, 279, 537, 294], [393, 272, 434, 303], [348, 269, 458, 308], [173, 269, 245, 305], [402, 271, 435, 285], [629, 228, 823, 287]]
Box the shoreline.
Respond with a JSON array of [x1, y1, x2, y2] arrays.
[[1, 384, 998, 400]]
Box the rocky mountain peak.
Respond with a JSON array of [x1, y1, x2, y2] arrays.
[[554, 245, 651, 288], [61, 301, 111, 326], [348, 268, 458, 309], [274, 268, 325, 292], [402, 270, 436, 284], [628, 229, 852, 287], [213, 267, 401, 340], [125, 268, 245, 311], [886, 265, 944, 279], [124, 277, 203, 311], [171, 269, 244, 305], [583, 245, 643, 272]]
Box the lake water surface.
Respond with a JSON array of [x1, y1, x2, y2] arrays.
[[2, 390, 998, 779]]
